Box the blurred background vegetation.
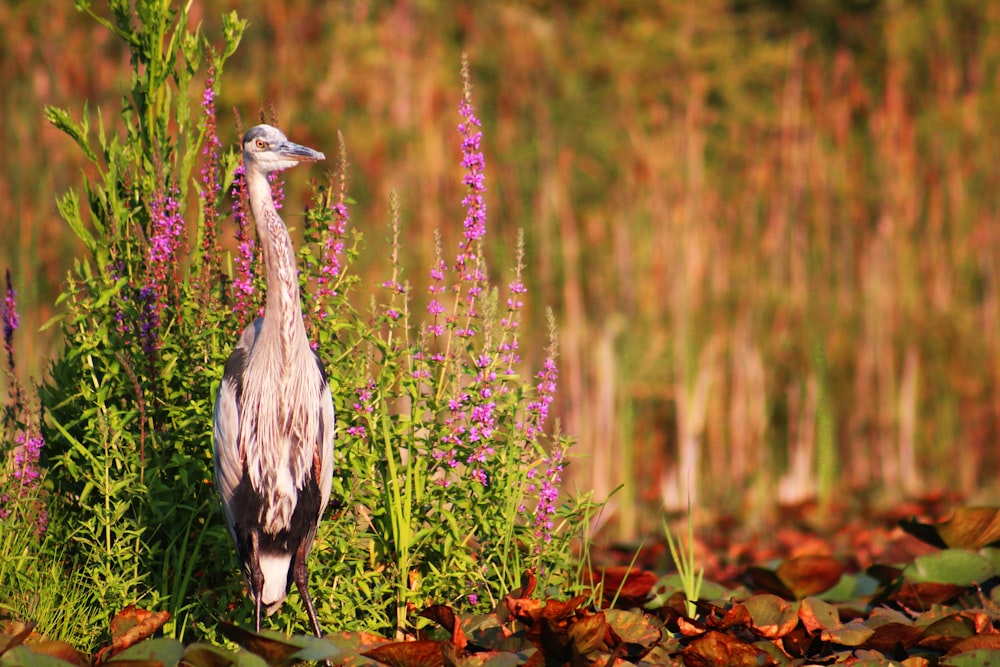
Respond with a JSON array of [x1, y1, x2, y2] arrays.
[[4, 0, 1000, 540]]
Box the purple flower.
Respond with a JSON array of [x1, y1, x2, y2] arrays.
[[522, 355, 558, 441], [199, 66, 223, 274], [316, 202, 349, 311], [458, 99, 486, 249], [448, 68, 489, 319], [137, 284, 160, 357], [4, 430, 48, 534], [231, 164, 258, 328], [149, 188, 184, 277], [139, 185, 184, 358], [3, 269, 18, 374], [532, 441, 564, 548]]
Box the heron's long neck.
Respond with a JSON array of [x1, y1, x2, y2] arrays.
[[246, 168, 309, 356]]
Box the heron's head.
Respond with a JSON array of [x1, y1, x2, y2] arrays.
[[242, 124, 325, 175]]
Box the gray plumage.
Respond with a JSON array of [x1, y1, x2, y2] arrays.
[[213, 124, 334, 638]]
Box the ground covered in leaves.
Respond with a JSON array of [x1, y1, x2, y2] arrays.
[[8, 498, 1000, 666]]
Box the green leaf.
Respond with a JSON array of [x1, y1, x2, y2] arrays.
[[941, 649, 1000, 666], [903, 549, 996, 585], [108, 637, 184, 664], [55, 190, 96, 255], [0, 645, 77, 667], [44, 106, 98, 163]]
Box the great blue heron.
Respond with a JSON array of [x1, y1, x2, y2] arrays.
[[213, 124, 334, 638]]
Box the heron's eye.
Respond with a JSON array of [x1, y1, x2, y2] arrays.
[[255, 139, 266, 149]]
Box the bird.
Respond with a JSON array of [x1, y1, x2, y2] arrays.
[[213, 124, 334, 638]]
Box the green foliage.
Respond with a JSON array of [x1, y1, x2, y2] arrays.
[[29, 0, 591, 650], [40, 0, 248, 646], [662, 514, 703, 618]]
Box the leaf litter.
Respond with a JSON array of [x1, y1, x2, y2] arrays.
[[9, 502, 1000, 665]]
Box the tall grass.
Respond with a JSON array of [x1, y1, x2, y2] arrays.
[[5, 1, 1000, 540]]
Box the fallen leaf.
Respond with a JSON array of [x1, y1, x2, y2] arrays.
[[944, 634, 1000, 656], [680, 631, 776, 667], [362, 640, 444, 667], [587, 567, 659, 608], [776, 554, 845, 598], [104, 606, 170, 659], [934, 508, 1000, 550], [216, 622, 302, 665], [566, 610, 607, 655], [741, 594, 799, 639]]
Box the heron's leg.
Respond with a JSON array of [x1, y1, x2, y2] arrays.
[[250, 531, 264, 633], [293, 539, 323, 639]]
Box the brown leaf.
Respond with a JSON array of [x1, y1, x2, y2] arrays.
[[944, 634, 1000, 657], [741, 594, 799, 639], [927, 507, 1000, 550], [587, 567, 659, 608], [741, 566, 794, 599], [821, 618, 874, 647], [861, 622, 923, 652], [779, 627, 815, 658], [216, 621, 302, 665], [539, 596, 588, 624], [716, 603, 752, 631], [26, 640, 91, 667], [515, 570, 537, 600], [505, 596, 547, 626], [776, 555, 845, 599], [182, 643, 241, 667], [420, 605, 467, 653], [567, 610, 608, 655], [362, 640, 445, 667], [603, 609, 661, 648], [680, 631, 776, 667], [890, 581, 966, 610], [917, 613, 976, 652], [0, 620, 36, 657], [108, 606, 170, 656], [676, 617, 706, 638], [798, 597, 839, 635]]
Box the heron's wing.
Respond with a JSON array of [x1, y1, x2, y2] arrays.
[[313, 351, 336, 514], [214, 321, 261, 526]]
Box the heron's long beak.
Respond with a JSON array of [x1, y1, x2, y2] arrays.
[[277, 141, 325, 163]]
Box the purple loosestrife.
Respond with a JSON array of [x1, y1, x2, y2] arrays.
[[532, 440, 564, 549], [520, 332, 561, 547], [199, 67, 223, 276], [464, 352, 500, 487], [0, 276, 47, 535], [231, 164, 258, 330], [315, 201, 349, 315], [499, 234, 528, 371], [3, 269, 17, 376], [425, 233, 448, 340], [141, 186, 184, 356], [6, 430, 48, 534], [455, 85, 488, 313], [346, 379, 375, 440]]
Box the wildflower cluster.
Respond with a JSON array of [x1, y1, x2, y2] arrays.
[[351, 55, 567, 586], [1, 270, 47, 535], [231, 164, 257, 330], [140, 186, 185, 356], [315, 197, 349, 311], [198, 66, 223, 283]]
